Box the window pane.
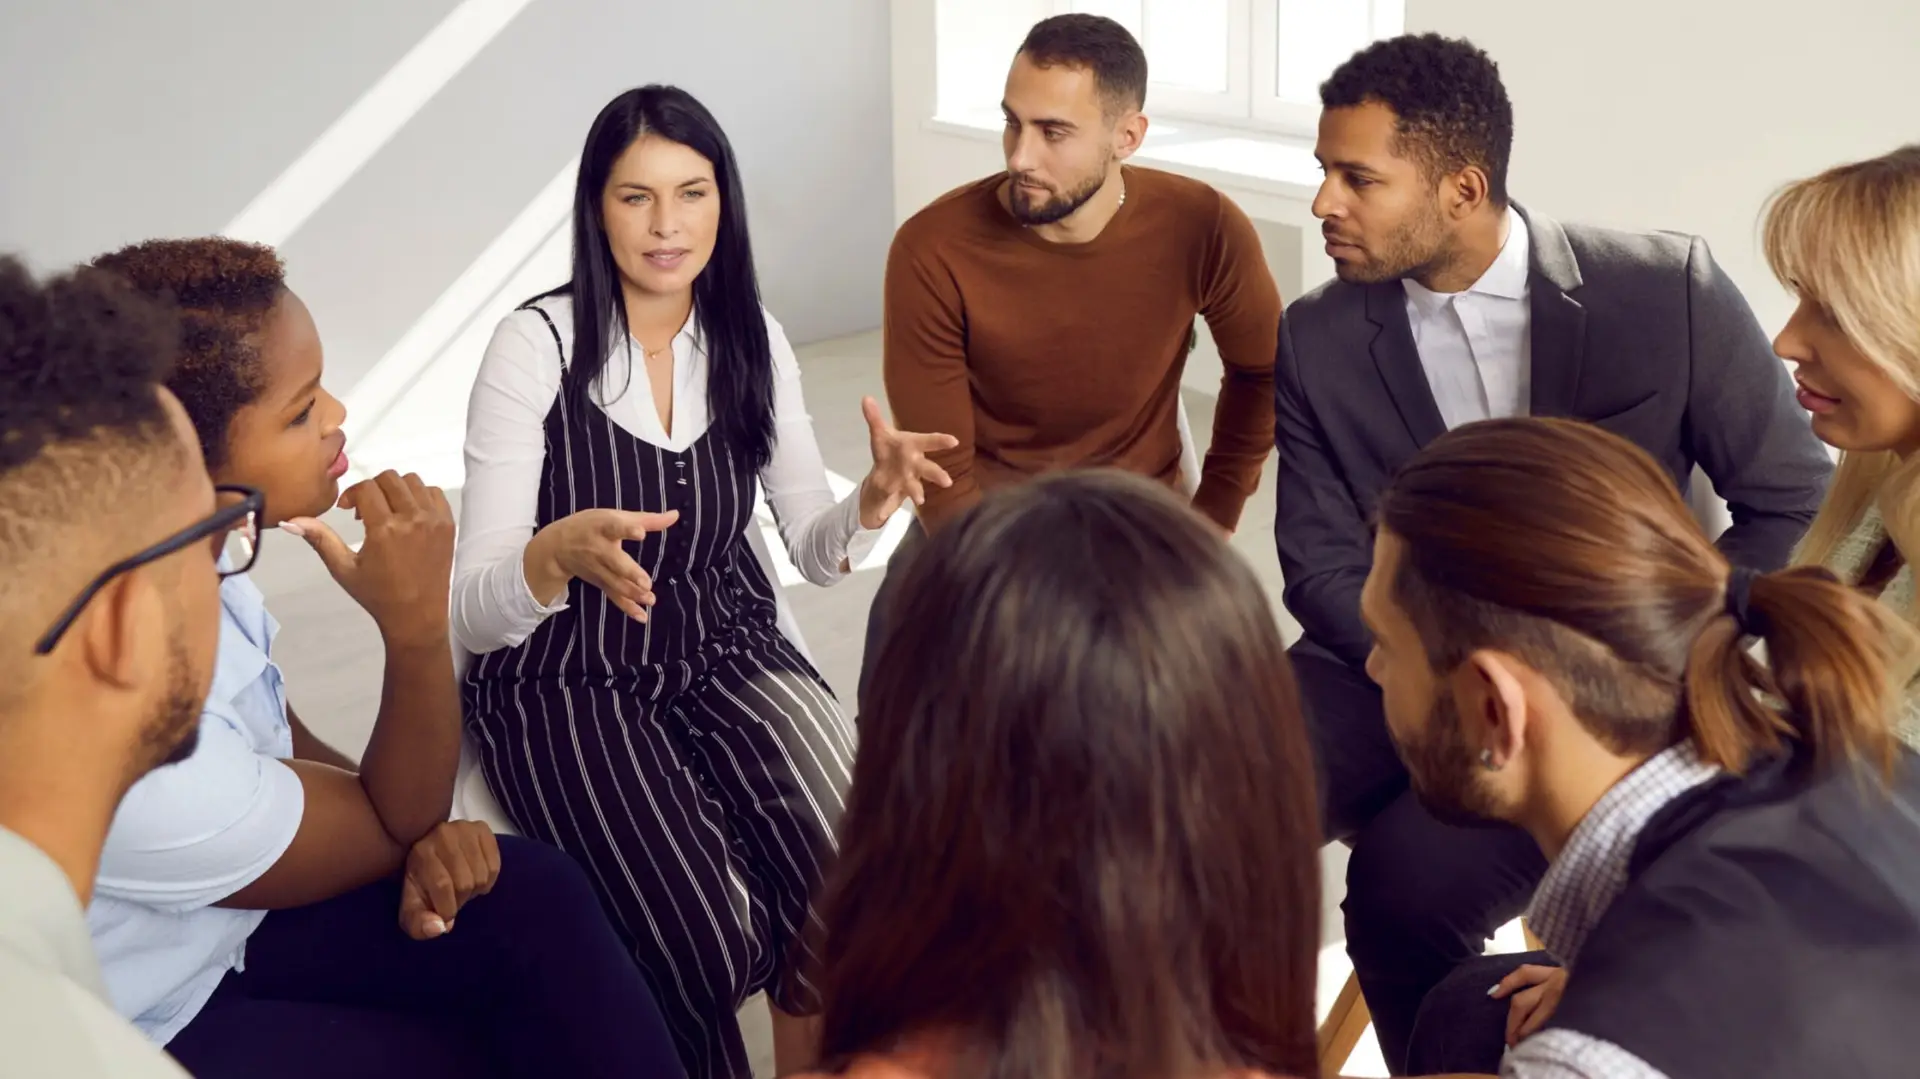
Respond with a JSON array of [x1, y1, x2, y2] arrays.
[[1275, 0, 1376, 103], [1073, 0, 1144, 37], [1145, 0, 1230, 93], [937, 0, 1056, 120]]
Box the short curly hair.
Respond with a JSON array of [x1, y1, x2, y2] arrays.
[[1019, 14, 1148, 116], [92, 238, 287, 470], [0, 254, 181, 476], [1321, 33, 1513, 207], [1, 255, 186, 681]]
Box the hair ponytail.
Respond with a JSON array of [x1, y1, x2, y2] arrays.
[[1685, 565, 1917, 778]]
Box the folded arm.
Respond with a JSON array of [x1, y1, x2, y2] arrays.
[[1273, 318, 1376, 667], [94, 708, 403, 913]]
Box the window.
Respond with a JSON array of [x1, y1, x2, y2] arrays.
[[936, 0, 1404, 136]]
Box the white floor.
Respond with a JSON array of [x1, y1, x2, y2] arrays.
[[254, 327, 1419, 1076]]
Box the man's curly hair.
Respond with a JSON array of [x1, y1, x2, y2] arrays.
[[93, 238, 286, 470], [1321, 33, 1514, 207], [0, 255, 186, 685], [0, 254, 181, 475]]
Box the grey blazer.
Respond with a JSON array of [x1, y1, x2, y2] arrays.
[[1274, 206, 1834, 669]]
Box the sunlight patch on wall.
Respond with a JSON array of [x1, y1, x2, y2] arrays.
[[222, 0, 540, 246]]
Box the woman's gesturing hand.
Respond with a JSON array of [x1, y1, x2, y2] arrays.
[[525, 507, 680, 621], [857, 396, 957, 530]]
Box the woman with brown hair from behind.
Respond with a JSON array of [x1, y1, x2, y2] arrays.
[[1369, 418, 1920, 1079], [795, 469, 1323, 1079]]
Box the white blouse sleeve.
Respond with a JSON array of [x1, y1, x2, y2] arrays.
[[760, 311, 881, 587], [450, 312, 568, 655]]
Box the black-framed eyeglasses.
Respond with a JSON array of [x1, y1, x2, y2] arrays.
[[34, 484, 265, 655]]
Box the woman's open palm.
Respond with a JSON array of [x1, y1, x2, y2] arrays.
[[859, 396, 957, 529]]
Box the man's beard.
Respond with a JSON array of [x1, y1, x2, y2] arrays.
[[1007, 158, 1111, 226], [1330, 201, 1453, 284], [139, 640, 204, 772], [1398, 691, 1506, 828]]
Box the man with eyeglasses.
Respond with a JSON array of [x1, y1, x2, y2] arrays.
[[0, 256, 247, 1076]]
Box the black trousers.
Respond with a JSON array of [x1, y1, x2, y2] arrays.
[[1292, 644, 1548, 1076], [166, 835, 686, 1079], [1405, 951, 1558, 1076]]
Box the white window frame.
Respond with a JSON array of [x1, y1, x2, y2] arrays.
[[1051, 0, 1254, 122], [1250, 0, 1405, 135], [939, 0, 1405, 139]]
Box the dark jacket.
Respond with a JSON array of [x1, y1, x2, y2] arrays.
[[1549, 747, 1920, 1078], [1274, 207, 1834, 667]]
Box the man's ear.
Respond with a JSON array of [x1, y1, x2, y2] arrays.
[[1458, 649, 1532, 769], [75, 564, 166, 693], [1113, 110, 1148, 160], [1445, 165, 1492, 221]]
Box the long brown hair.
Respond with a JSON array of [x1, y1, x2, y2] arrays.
[[817, 470, 1322, 1079], [1377, 417, 1916, 777]]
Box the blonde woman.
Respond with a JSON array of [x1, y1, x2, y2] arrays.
[[1768, 144, 1920, 746]]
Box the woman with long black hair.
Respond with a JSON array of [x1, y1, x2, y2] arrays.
[[451, 85, 951, 1079]]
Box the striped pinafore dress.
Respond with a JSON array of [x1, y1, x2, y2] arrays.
[[462, 299, 852, 1079]]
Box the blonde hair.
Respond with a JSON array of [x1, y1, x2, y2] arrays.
[[1764, 145, 1920, 570]]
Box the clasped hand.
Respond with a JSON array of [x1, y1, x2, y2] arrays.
[[397, 820, 501, 941]]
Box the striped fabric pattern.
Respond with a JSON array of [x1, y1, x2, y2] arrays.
[[463, 302, 852, 1079]]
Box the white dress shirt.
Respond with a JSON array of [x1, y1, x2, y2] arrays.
[[90, 571, 305, 1045], [452, 296, 879, 655], [1403, 210, 1533, 428]]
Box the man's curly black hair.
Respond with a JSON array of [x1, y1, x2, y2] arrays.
[[0, 255, 180, 477], [92, 238, 287, 471], [1321, 33, 1514, 207], [1, 255, 186, 677]]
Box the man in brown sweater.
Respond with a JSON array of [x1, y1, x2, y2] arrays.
[[859, 13, 1281, 703]]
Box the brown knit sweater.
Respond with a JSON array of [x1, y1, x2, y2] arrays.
[[882, 165, 1281, 531]]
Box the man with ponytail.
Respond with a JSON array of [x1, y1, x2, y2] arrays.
[[1361, 416, 1920, 1078]]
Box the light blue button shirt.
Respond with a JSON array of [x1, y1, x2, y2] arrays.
[[88, 572, 306, 1045]]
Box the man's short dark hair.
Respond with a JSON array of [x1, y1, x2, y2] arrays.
[[1321, 33, 1514, 206], [0, 256, 180, 479], [0, 255, 185, 690], [1018, 14, 1148, 116], [93, 238, 286, 471]]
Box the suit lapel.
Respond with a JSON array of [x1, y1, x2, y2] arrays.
[[1364, 283, 1448, 448], [1522, 205, 1588, 418]]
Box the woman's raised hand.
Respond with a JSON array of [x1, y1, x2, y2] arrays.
[[857, 396, 957, 530]]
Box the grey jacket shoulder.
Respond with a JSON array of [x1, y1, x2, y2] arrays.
[[1555, 218, 1702, 287], [1281, 212, 1711, 332], [1281, 273, 1366, 335]]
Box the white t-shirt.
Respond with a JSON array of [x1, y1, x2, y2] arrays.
[[0, 827, 191, 1077]]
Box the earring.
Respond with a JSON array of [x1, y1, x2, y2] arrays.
[[1479, 748, 1502, 772]]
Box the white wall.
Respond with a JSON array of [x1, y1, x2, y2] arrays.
[[1406, 0, 1920, 335], [894, 0, 1920, 336], [1, 0, 894, 409]]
